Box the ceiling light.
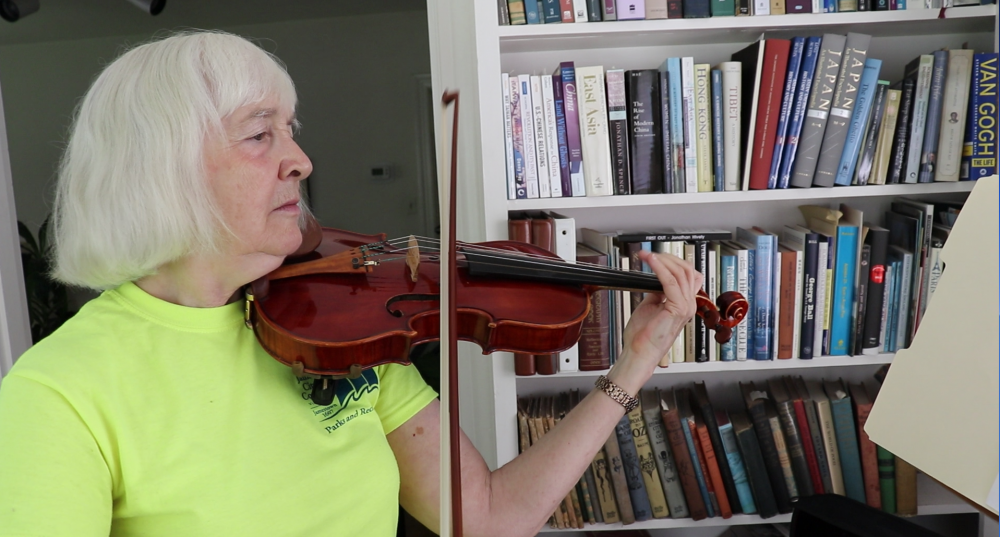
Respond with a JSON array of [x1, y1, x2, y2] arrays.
[[0, 0, 39, 22], [126, 0, 165, 16]]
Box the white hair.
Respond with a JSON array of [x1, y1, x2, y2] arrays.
[[51, 30, 299, 290]]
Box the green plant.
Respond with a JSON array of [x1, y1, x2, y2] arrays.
[[18, 218, 72, 342]]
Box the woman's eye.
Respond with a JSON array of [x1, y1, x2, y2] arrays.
[[251, 132, 267, 141]]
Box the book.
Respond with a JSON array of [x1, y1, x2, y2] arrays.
[[917, 50, 948, 183], [711, 69, 726, 192], [789, 376, 829, 494], [934, 49, 975, 182], [768, 36, 805, 190], [716, 410, 757, 514], [812, 32, 871, 187], [732, 37, 791, 191], [576, 65, 614, 196], [719, 61, 742, 191], [824, 378, 866, 503], [790, 33, 847, 188], [627, 404, 670, 518], [694, 63, 714, 192], [767, 378, 815, 497], [740, 381, 793, 513], [640, 389, 689, 518], [807, 378, 845, 495], [730, 410, 779, 519], [860, 225, 889, 354], [848, 382, 882, 509], [887, 78, 916, 185], [693, 382, 742, 513], [962, 53, 1000, 180], [902, 54, 935, 184], [607, 69, 632, 195], [869, 87, 900, 186], [778, 36, 822, 189], [660, 389, 709, 520], [602, 429, 637, 524], [626, 69, 664, 194], [614, 412, 653, 521], [834, 59, 882, 186], [558, 62, 587, 196]]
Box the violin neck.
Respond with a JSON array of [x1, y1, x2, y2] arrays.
[[461, 248, 663, 293]]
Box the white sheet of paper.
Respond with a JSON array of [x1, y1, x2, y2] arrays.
[[865, 176, 1000, 516], [988, 474, 999, 512]]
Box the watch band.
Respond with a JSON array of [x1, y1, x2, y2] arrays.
[[595, 374, 639, 413]]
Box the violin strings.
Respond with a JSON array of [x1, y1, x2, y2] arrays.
[[371, 236, 640, 278], [361, 237, 663, 288]]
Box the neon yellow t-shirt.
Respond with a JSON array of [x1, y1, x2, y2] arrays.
[[0, 281, 438, 536]]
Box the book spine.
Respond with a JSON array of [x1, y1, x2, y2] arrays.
[[559, 62, 587, 196], [711, 69, 725, 192], [602, 431, 637, 524], [695, 389, 741, 513], [802, 394, 832, 493], [816, 399, 845, 494], [813, 32, 871, 187], [793, 398, 825, 493], [682, 415, 715, 516], [696, 423, 733, 518], [791, 248, 803, 358], [694, 63, 714, 192], [777, 249, 797, 359], [917, 50, 948, 183], [721, 62, 742, 191], [895, 457, 918, 516], [769, 412, 799, 500], [853, 397, 882, 509], [790, 34, 847, 188], [734, 420, 779, 519], [829, 226, 858, 356], [903, 55, 935, 183], [887, 78, 915, 184], [542, 0, 563, 22], [935, 49, 975, 182], [647, 0, 669, 17], [769, 37, 804, 190], [684, 0, 711, 16], [830, 396, 866, 503], [659, 70, 675, 193], [607, 69, 632, 195], [870, 86, 900, 185], [507, 0, 527, 24], [530, 76, 552, 198], [509, 76, 528, 199], [643, 404, 689, 517], [719, 421, 757, 514], [541, 75, 563, 197], [591, 448, 619, 522], [662, 408, 708, 520], [721, 254, 737, 361], [852, 244, 870, 356], [577, 65, 615, 196], [742, 246, 756, 359], [861, 229, 889, 353], [501, 73, 517, 200], [747, 39, 791, 191], [681, 57, 699, 192], [517, 75, 540, 198], [664, 58, 687, 193], [551, 73, 573, 196], [524, 0, 542, 22], [747, 400, 792, 513], [876, 445, 896, 514], [962, 53, 999, 180], [628, 406, 670, 518], [799, 234, 819, 358], [558, 0, 574, 22], [627, 69, 664, 194], [813, 238, 830, 356], [616, 0, 647, 18], [776, 401, 814, 496], [834, 60, 882, 186], [615, 413, 653, 520]]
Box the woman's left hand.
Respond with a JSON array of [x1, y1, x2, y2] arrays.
[[618, 250, 703, 374]]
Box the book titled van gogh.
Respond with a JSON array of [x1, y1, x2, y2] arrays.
[[961, 52, 999, 180]]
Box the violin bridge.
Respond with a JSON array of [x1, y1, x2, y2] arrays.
[[406, 235, 420, 282]]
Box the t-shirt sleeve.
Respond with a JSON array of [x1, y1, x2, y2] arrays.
[[0, 374, 113, 536], [373, 363, 438, 435]]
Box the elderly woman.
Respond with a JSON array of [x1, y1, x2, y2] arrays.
[[0, 31, 701, 536]]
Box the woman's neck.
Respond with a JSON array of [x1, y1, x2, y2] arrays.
[[135, 251, 284, 308]]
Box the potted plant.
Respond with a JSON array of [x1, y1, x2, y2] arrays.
[[18, 218, 72, 342]]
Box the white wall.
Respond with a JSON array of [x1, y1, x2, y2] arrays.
[[0, 9, 434, 256]]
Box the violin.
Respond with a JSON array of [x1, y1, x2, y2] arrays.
[[245, 225, 748, 403], [245, 90, 746, 537]]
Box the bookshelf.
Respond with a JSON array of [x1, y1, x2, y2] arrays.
[[426, 1, 997, 533]]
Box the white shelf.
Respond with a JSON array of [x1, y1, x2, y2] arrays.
[[508, 181, 976, 211], [498, 5, 997, 53]]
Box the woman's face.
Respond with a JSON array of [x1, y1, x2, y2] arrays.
[[204, 96, 313, 259]]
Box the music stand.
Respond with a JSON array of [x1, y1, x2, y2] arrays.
[[790, 494, 945, 537]]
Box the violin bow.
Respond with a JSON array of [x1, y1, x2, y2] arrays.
[[438, 89, 462, 537]]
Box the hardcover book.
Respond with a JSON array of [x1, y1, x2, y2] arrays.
[[626, 69, 665, 194], [789, 33, 847, 188], [834, 59, 882, 186], [812, 32, 872, 187], [934, 49, 974, 182], [961, 53, 999, 180], [768, 36, 805, 190], [576, 65, 614, 196], [660, 389, 709, 520], [606, 69, 632, 195], [902, 54, 935, 183], [558, 62, 587, 196], [917, 50, 948, 183], [641, 389, 688, 518]]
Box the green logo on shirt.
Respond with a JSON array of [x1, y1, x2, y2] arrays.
[[298, 369, 379, 433]]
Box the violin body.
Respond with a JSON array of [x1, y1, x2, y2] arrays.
[[250, 228, 591, 378]]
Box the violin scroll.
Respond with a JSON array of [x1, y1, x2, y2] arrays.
[[695, 289, 748, 344]]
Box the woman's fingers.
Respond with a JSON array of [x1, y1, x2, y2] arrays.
[[639, 250, 700, 319]]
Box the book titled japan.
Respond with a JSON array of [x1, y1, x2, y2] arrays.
[[789, 34, 847, 188], [812, 32, 872, 187]]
